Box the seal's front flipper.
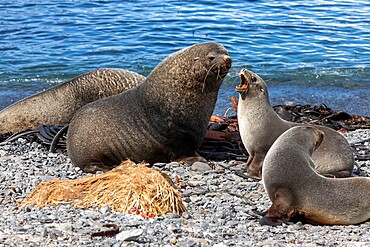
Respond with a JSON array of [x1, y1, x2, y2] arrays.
[[244, 152, 264, 178], [175, 152, 208, 165], [260, 189, 296, 226]]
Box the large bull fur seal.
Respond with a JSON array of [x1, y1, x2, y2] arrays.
[[67, 42, 232, 173]]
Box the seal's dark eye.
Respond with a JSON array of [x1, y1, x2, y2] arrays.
[[251, 76, 257, 82], [208, 55, 215, 62]]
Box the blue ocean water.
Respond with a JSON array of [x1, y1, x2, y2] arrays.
[[0, 1, 369, 116]]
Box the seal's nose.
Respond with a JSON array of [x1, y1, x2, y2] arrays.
[[224, 55, 232, 69]]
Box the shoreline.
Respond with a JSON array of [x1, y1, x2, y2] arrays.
[[0, 128, 369, 246], [1, 83, 370, 120], [215, 84, 370, 118]]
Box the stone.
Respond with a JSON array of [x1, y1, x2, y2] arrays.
[[191, 162, 211, 172], [116, 228, 143, 241]]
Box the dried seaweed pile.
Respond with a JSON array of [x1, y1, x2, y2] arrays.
[[199, 115, 247, 161], [2, 125, 68, 151], [20, 161, 187, 217], [273, 104, 370, 130], [199, 102, 369, 161]]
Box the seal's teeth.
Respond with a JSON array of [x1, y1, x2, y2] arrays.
[[239, 73, 248, 87], [240, 84, 248, 90], [235, 83, 248, 93]]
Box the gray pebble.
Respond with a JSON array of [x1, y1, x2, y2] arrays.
[[191, 162, 211, 171], [99, 205, 110, 214], [116, 228, 143, 241]]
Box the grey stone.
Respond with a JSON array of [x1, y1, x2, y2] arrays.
[[116, 228, 143, 241], [191, 162, 211, 171]]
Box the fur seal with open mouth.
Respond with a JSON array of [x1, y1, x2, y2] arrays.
[[236, 68, 354, 178], [0, 68, 145, 134], [261, 126, 370, 225], [67, 42, 232, 173]]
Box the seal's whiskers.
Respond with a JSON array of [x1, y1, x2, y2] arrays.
[[202, 63, 218, 93], [223, 75, 239, 85]]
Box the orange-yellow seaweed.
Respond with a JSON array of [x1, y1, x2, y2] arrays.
[[20, 160, 187, 217]]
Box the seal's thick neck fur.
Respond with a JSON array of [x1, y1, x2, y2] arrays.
[[141, 42, 232, 146]]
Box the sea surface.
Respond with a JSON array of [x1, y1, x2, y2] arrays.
[[0, 0, 369, 116]]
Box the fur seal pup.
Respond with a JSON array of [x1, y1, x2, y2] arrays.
[[67, 42, 232, 173], [0, 68, 145, 134], [236, 68, 354, 178], [261, 126, 370, 225]]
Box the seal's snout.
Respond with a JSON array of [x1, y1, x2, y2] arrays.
[[216, 55, 232, 78], [223, 55, 232, 70]]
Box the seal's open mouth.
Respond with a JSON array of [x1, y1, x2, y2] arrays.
[[235, 72, 249, 93]]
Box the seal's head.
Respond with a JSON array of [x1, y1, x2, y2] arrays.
[[302, 126, 325, 156], [188, 42, 232, 91], [146, 42, 232, 94], [236, 68, 268, 101]]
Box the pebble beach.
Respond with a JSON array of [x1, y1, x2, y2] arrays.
[[0, 129, 369, 246]]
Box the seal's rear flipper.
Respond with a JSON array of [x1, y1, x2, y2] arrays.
[[259, 204, 307, 226], [2, 125, 68, 151]]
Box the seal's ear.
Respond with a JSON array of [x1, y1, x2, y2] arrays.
[[314, 129, 325, 150], [256, 85, 265, 95]]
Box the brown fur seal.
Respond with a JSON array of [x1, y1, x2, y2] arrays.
[[0, 68, 145, 134], [67, 42, 232, 173], [261, 126, 370, 225], [236, 68, 354, 178]]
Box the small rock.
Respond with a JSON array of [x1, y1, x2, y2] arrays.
[[116, 228, 143, 241], [99, 205, 110, 214], [191, 162, 211, 171], [50, 223, 73, 232], [213, 243, 228, 247], [47, 152, 58, 158], [287, 222, 303, 231], [41, 227, 48, 238]]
